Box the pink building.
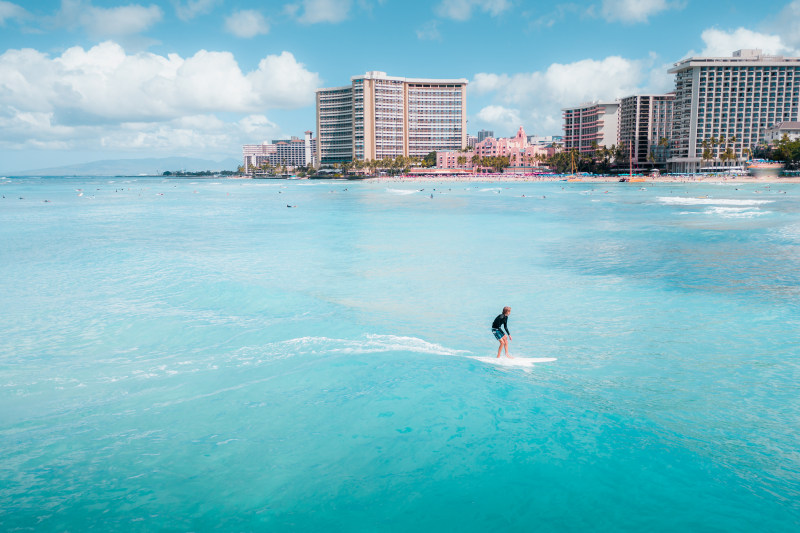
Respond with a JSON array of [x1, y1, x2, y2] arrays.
[[437, 126, 558, 171]]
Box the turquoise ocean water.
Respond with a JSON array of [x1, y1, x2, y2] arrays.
[[1, 176, 799, 530]]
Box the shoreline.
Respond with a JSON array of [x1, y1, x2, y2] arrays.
[[360, 174, 800, 184]]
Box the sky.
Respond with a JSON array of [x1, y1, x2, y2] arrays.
[[1, 0, 800, 172]]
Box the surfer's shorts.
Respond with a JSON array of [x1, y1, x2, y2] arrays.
[[492, 328, 506, 341]]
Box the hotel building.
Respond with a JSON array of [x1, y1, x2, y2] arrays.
[[242, 131, 316, 172], [562, 101, 620, 154], [316, 71, 468, 165], [437, 126, 558, 171], [668, 49, 800, 173], [618, 94, 675, 169]]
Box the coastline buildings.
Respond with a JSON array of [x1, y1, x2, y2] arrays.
[[668, 49, 800, 173], [436, 126, 557, 171], [242, 132, 316, 172], [316, 71, 468, 165], [562, 101, 620, 154], [618, 94, 675, 169]]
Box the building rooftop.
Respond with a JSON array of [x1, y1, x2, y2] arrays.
[[768, 121, 800, 130], [669, 49, 800, 72]]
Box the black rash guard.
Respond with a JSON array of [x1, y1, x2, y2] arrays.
[[492, 314, 509, 335]]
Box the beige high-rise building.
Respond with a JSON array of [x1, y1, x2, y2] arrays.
[[562, 101, 620, 154], [316, 71, 468, 165]]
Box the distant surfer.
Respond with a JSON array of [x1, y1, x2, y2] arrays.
[[491, 306, 513, 358]]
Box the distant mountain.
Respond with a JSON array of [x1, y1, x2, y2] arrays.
[[7, 157, 241, 176]]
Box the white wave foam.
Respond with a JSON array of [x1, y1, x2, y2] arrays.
[[227, 334, 468, 366], [704, 206, 768, 218], [283, 334, 466, 356], [386, 188, 419, 195], [480, 187, 501, 192], [657, 196, 773, 206]]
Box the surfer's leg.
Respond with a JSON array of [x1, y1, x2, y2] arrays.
[[505, 336, 512, 358], [497, 338, 504, 358]]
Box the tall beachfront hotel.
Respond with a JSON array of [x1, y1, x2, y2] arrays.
[[316, 71, 468, 165], [618, 94, 675, 169], [668, 49, 800, 173], [562, 101, 620, 155]]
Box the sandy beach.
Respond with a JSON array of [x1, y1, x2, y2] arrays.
[[365, 173, 800, 184]]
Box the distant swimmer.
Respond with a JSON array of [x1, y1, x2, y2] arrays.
[[491, 306, 513, 359], [287, 204, 296, 208]]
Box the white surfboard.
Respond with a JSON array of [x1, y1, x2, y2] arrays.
[[468, 356, 556, 367]]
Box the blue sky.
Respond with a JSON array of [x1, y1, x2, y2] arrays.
[[1, 0, 799, 171]]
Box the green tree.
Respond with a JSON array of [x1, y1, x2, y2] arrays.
[[422, 151, 437, 168]]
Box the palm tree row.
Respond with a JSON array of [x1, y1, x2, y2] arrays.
[[334, 155, 422, 176], [699, 134, 743, 168]]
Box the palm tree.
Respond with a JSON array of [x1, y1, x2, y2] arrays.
[[702, 148, 713, 169], [457, 155, 466, 168]]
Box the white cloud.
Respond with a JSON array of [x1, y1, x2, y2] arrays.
[[600, 0, 682, 24], [0, 42, 316, 156], [416, 20, 441, 40], [0, 1, 27, 24], [471, 55, 660, 135], [173, 0, 220, 21], [435, 0, 512, 21], [58, 0, 162, 38], [698, 27, 791, 57], [772, 1, 800, 49], [94, 114, 281, 153], [287, 0, 352, 24], [225, 10, 269, 38], [476, 105, 522, 133]]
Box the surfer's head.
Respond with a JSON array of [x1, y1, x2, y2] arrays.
[[503, 306, 511, 315]]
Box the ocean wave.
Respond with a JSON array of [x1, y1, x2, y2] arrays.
[[704, 206, 769, 218], [657, 196, 773, 206], [386, 188, 419, 195]]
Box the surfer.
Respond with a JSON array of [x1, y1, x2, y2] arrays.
[[491, 307, 513, 359]]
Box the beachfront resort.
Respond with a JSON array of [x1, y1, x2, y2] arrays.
[[242, 49, 800, 179]]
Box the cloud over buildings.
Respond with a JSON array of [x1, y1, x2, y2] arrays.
[[471, 55, 662, 135], [698, 27, 792, 57], [0, 42, 317, 155]]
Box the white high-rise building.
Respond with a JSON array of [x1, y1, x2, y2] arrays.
[[316, 71, 468, 165], [668, 49, 800, 172], [316, 85, 354, 165]]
